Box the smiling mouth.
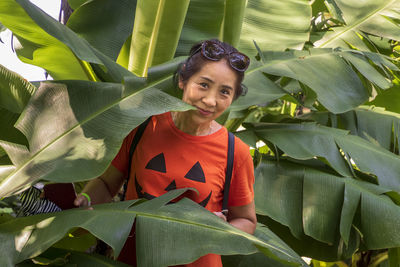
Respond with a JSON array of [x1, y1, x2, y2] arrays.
[[197, 107, 213, 116]]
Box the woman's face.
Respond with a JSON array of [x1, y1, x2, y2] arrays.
[[179, 59, 237, 125]]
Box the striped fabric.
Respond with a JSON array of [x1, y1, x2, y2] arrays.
[[17, 186, 61, 217]]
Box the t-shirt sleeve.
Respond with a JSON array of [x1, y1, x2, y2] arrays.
[[111, 129, 137, 178], [228, 139, 255, 207]]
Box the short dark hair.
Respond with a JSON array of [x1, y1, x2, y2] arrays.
[[174, 39, 248, 100]]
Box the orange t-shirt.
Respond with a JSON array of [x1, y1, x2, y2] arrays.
[[112, 112, 254, 266]]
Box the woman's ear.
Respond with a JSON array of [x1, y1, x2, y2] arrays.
[[178, 78, 184, 90], [178, 64, 186, 90]]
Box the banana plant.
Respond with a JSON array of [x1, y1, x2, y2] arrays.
[[1, 0, 400, 266], [0, 189, 307, 267]]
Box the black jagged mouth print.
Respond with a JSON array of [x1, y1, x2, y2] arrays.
[[134, 175, 212, 207], [136, 153, 213, 207]]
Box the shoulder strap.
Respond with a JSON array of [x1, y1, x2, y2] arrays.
[[222, 132, 235, 212], [121, 117, 152, 201]]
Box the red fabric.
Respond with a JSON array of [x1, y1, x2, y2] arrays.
[[113, 112, 254, 266]]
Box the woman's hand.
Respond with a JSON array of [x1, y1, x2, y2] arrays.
[[74, 165, 125, 207], [74, 193, 91, 207], [213, 201, 257, 234], [213, 211, 227, 222]]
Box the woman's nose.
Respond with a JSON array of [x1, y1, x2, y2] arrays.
[[202, 92, 217, 107]]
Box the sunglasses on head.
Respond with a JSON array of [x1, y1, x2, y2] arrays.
[[191, 40, 250, 72]]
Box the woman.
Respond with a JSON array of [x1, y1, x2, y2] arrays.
[[74, 39, 256, 266]]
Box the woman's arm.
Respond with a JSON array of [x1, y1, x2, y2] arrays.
[[227, 201, 257, 234], [214, 201, 257, 234], [74, 164, 125, 207]]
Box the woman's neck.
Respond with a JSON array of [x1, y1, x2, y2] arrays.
[[171, 111, 219, 136]]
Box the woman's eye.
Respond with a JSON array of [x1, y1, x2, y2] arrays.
[[199, 82, 208, 88], [221, 89, 231, 95]]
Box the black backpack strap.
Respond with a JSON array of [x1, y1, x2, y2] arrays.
[[222, 131, 235, 213], [121, 117, 152, 201]]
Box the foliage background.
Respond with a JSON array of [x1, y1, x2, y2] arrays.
[[0, 0, 400, 266]]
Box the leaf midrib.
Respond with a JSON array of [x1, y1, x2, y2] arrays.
[[1, 74, 176, 192], [253, 124, 400, 160], [142, 0, 165, 76], [245, 49, 334, 76], [95, 208, 299, 260], [317, 0, 397, 48]]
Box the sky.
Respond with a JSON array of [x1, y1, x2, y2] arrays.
[[0, 0, 61, 81]]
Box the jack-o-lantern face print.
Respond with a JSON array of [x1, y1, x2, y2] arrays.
[[135, 152, 213, 207]]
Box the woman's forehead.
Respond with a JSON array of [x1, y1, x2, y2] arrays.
[[194, 60, 238, 85]]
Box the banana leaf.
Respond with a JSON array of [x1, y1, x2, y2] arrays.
[[0, 73, 190, 197], [67, 0, 89, 10], [0, 0, 132, 82], [0, 189, 306, 267], [0, 108, 27, 148], [369, 80, 400, 114], [175, 0, 225, 57], [0, 21, 5, 32], [128, 0, 190, 76], [239, 0, 312, 57], [339, 107, 400, 154], [0, 64, 34, 161], [314, 0, 400, 49], [0, 1, 87, 80], [257, 214, 359, 262], [0, 64, 36, 114], [231, 61, 287, 111], [222, 0, 247, 47], [0, 165, 15, 181], [66, 0, 136, 61], [17, 247, 130, 266], [389, 247, 400, 266], [238, 121, 400, 192], [254, 157, 400, 252], [251, 48, 396, 114], [300, 106, 400, 155]]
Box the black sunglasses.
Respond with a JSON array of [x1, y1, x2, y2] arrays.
[[191, 40, 250, 72]]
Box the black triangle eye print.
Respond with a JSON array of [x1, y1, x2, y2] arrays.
[[184, 161, 206, 183], [164, 180, 177, 191], [145, 153, 166, 173]]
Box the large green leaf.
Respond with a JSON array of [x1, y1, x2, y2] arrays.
[[175, 0, 225, 57], [222, 223, 309, 267], [222, 0, 247, 47], [388, 247, 400, 266], [314, 0, 400, 48], [239, 121, 400, 192], [67, 0, 90, 10], [0, 21, 6, 32], [0, 0, 133, 82], [258, 214, 359, 262], [254, 157, 400, 251], [0, 1, 87, 80], [369, 80, 400, 114], [252, 48, 396, 114], [0, 165, 15, 181], [231, 61, 287, 111], [18, 247, 130, 266], [128, 0, 190, 76], [0, 189, 306, 267], [239, 0, 312, 57], [300, 106, 400, 154], [0, 108, 27, 148], [340, 107, 400, 154], [0, 64, 33, 163], [0, 64, 36, 114], [66, 0, 137, 61], [0, 69, 191, 197], [175, 0, 311, 58]]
